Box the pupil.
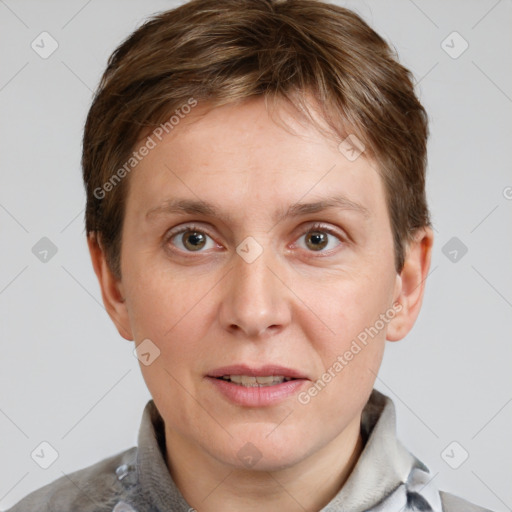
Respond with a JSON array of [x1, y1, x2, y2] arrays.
[[184, 231, 205, 250], [307, 231, 327, 250]]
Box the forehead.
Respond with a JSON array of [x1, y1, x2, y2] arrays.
[[126, 97, 387, 224]]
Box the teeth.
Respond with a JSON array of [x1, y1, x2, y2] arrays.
[[220, 375, 293, 387]]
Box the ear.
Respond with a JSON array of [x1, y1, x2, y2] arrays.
[[386, 226, 434, 341], [87, 233, 133, 341]]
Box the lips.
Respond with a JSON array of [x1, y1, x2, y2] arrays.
[[206, 365, 310, 406], [205, 364, 311, 407], [207, 364, 309, 381], [218, 375, 293, 386]]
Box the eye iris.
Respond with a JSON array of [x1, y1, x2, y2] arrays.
[[183, 231, 206, 251], [306, 230, 328, 251]]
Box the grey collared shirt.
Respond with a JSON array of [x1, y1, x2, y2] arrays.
[[5, 389, 492, 511]]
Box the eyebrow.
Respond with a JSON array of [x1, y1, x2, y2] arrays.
[[145, 194, 370, 223]]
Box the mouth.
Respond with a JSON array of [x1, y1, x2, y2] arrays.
[[214, 375, 297, 387], [206, 364, 309, 406], [207, 364, 308, 383]]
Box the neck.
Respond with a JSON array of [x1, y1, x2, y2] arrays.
[[164, 415, 363, 512]]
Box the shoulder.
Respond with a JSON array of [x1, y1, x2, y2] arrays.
[[4, 447, 137, 512], [440, 490, 494, 512]]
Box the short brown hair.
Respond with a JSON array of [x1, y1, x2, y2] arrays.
[[82, 0, 430, 279]]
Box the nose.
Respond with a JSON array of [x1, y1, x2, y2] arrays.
[[218, 242, 292, 339]]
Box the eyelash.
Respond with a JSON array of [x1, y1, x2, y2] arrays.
[[165, 222, 346, 256]]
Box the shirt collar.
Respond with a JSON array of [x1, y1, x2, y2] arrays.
[[136, 398, 188, 510], [136, 389, 427, 511], [320, 389, 428, 511]]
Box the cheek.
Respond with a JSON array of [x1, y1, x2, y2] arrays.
[[124, 265, 224, 390], [296, 273, 392, 408], [302, 272, 394, 350], [124, 260, 208, 340], [297, 285, 388, 423]]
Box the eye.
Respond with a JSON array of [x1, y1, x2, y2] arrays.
[[294, 223, 344, 253], [165, 222, 345, 255], [167, 225, 217, 252]]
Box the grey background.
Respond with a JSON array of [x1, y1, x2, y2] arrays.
[[0, 0, 511, 510]]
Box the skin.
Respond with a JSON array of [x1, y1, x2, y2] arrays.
[[89, 96, 433, 512]]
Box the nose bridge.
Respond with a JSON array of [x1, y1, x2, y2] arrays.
[[219, 238, 290, 338]]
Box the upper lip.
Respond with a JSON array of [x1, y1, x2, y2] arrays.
[[208, 364, 309, 380]]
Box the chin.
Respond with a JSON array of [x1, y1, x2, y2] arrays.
[[228, 449, 305, 473], [218, 430, 309, 472]]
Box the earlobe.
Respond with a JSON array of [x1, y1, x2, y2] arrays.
[[87, 233, 134, 341], [386, 227, 434, 342]]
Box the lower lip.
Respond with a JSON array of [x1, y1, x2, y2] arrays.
[[206, 377, 308, 407]]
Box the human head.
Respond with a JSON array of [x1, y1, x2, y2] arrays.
[[84, 0, 434, 495], [82, 0, 431, 280]]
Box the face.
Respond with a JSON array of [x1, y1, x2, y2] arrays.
[[96, 96, 419, 472]]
